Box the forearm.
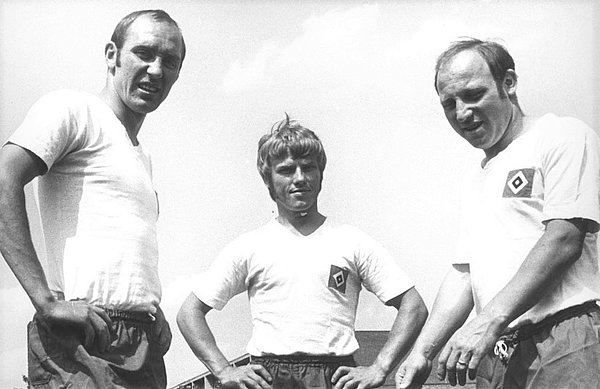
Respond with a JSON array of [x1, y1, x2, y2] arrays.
[[371, 288, 428, 375], [176, 293, 231, 375], [480, 218, 586, 330], [412, 265, 474, 359], [0, 183, 55, 313]]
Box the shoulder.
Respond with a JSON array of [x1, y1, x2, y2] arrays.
[[30, 89, 98, 117], [532, 113, 596, 140], [224, 220, 277, 250], [321, 219, 365, 238], [321, 220, 380, 248], [36, 89, 93, 105]]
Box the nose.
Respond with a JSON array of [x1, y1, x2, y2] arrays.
[[292, 167, 306, 183], [147, 58, 164, 79], [455, 99, 471, 123]]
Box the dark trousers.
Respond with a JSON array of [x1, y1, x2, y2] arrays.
[[251, 354, 357, 389], [27, 308, 171, 389], [476, 302, 600, 389]]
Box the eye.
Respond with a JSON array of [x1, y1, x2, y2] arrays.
[[275, 166, 294, 175], [134, 49, 154, 61], [163, 56, 180, 70], [441, 99, 455, 110], [463, 91, 483, 102]]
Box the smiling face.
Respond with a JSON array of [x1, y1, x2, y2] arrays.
[[106, 14, 183, 117], [436, 50, 517, 159], [269, 153, 322, 217]]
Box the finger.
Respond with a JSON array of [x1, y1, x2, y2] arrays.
[[467, 351, 483, 381], [92, 305, 113, 328], [444, 351, 461, 386], [250, 364, 272, 384], [331, 366, 351, 383], [396, 365, 415, 389], [456, 360, 469, 386], [436, 345, 451, 380], [245, 372, 275, 389], [333, 373, 354, 389], [83, 323, 95, 349], [246, 371, 272, 389], [90, 314, 111, 352]]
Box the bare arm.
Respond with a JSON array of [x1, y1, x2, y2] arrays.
[[396, 264, 473, 389], [177, 293, 272, 389], [0, 143, 113, 351], [437, 218, 587, 386], [332, 287, 429, 389]]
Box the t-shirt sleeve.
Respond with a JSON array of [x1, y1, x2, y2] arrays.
[[192, 236, 250, 310], [541, 119, 600, 231], [352, 228, 415, 303], [6, 91, 84, 171]]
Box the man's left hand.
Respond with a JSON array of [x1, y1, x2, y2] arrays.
[[436, 313, 503, 386], [331, 364, 387, 389]]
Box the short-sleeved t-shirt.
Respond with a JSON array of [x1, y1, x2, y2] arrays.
[[454, 114, 600, 328], [194, 218, 414, 356], [7, 90, 160, 312]]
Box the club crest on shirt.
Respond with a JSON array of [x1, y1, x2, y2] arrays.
[[503, 168, 534, 198], [328, 265, 350, 294]]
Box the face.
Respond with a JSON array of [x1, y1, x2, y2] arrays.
[[436, 50, 516, 158], [107, 15, 183, 115], [268, 153, 322, 216]]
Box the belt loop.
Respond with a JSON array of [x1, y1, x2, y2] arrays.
[[494, 339, 510, 366]]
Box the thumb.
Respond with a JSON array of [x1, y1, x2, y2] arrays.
[[397, 365, 417, 389]]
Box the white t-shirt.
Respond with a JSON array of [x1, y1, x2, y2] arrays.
[[7, 90, 161, 313], [194, 218, 414, 356], [455, 113, 600, 328]]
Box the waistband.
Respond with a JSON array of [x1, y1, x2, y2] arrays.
[[493, 301, 599, 365], [500, 300, 599, 345], [101, 307, 156, 324], [51, 291, 156, 324], [251, 354, 356, 366]]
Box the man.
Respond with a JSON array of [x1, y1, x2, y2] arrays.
[[396, 38, 600, 389], [177, 116, 428, 389], [0, 10, 185, 388]]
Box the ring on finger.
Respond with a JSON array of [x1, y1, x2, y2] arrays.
[[457, 361, 468, 367]]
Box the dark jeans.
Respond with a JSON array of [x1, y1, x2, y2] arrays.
[[476, 302, 600, 389], [251, 354, 357, 389], [27, 307, 171, 389]]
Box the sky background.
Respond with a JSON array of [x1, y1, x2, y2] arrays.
[[1, 0, 599, 387]]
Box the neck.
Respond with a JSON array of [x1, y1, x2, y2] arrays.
[[276, 207, 325, 236], [483, 104, 525, 164], [99, 86, 145, 146]]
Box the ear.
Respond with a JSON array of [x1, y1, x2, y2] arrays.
[[261, 176, 276, 201], [503, 69, 517, 96], [105, 42, 118, 71]]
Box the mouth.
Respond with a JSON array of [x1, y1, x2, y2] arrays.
[[138, 82, 161, 94], [461, 121, 483, 132], [290, 188, 310, 194]]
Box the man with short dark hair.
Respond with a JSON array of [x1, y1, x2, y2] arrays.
[[396, 38, 600, 389], [178, 116, 428, 389], [0, 9, 185, 388]]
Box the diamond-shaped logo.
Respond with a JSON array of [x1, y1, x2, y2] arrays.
[[503, 168, 534, 198], [328, 265, 350, 294], [508, 171, 528, 194]]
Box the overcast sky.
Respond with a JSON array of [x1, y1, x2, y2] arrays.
[[1, 0, 598, 387]]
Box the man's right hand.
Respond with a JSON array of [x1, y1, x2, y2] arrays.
[[41, 299, 114, 352], [216, 364, 273, 389], [395, 353, 432, 389]]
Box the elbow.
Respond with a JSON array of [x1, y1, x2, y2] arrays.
[[176, 292, 200, 334], [397, 287, 429, 329], [415, 297, 429, 329]]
